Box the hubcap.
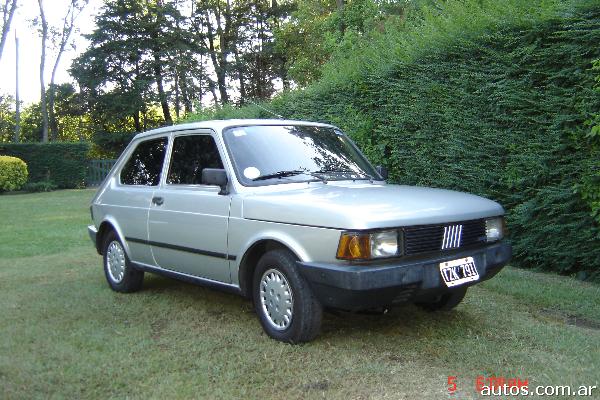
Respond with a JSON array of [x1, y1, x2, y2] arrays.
[[260, 268, 293, 330], [106, 240, 126, 283]]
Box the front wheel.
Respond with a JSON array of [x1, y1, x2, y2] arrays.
[[253, 249, 322, 343], [102, 230, 144, 293]]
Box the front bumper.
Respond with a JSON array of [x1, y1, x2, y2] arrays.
[[297, 241, 511, 311]]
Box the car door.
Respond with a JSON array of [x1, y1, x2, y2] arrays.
[[147, 131, 231, 283], [104, 136, 168, 266]]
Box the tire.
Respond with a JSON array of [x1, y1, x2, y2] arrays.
[[102, 230, 144, 293], [416, 287, 467, 312], [252, 249, 323, 343]]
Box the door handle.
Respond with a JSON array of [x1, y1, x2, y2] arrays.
[[152, 196, 164, 206]]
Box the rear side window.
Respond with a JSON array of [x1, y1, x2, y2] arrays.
[[167, 135, 224, 185], [120, 137, 168, 186]]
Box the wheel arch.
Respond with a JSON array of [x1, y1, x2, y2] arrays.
[[95, 217, 130, 257], [237, 237, 305, 299]]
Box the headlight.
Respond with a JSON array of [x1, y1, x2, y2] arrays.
[[485, 217, 505, 242], [337, 230, 398, 260]]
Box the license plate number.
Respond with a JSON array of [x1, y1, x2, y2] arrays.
[[439, 257, 479, 287]]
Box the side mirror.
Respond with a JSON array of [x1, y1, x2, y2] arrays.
[[202, 168, 229, 195], [376, 165, 388, 180]]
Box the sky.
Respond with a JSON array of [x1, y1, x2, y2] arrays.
[[0, 0, 104, 105]]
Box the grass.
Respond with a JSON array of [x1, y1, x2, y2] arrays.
[[1, 190, 599, 399]]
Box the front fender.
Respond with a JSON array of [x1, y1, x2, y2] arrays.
[[229, 218, 343, 290], [237, 230, 311, 267]]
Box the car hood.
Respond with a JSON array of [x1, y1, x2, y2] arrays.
[[241, 182, 504, 230]]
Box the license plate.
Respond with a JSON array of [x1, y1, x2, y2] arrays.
[[439, 257, 479, 287]]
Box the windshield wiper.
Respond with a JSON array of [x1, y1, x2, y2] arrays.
[[252, 170, 307, 181], [313, 169, 374, 183], [252, 169, 328, 183]]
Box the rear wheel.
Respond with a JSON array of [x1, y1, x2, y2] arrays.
[[253, 249, 322, 343], [416, 287, 467, 311], [102, 230, 144, 293]]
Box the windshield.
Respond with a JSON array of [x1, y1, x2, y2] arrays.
[[223, 125, 380, 186]]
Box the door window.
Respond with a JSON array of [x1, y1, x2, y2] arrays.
[[167, 135, 224, 185], [120, 137, 168, 186]]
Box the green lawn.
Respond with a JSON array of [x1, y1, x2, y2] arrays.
[[1, 190, 599, 399]]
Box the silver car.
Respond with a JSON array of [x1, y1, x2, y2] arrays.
[[88, 119, 511, 343]]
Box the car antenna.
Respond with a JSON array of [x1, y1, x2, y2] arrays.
[[246, 98, 284, 119]]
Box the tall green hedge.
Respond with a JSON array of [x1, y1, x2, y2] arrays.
[[187, 1, 600, 275], [0, 143, 90, 189]]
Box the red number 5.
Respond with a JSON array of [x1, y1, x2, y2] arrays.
[[448, 376, 457, 394]]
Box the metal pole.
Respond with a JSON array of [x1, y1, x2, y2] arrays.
[[14, 30, 20, 143]]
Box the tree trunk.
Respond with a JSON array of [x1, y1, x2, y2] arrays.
[[38, 0, 49, 143], [207, 79, 218, 106], [180, 74, 193, 114], [280, 64, 289, 91], [48, 83, 58, 139], [133, 110, 141, 132], [234, 49, 246, 104], [203, 8, 228, 104], [152, 51, 172, 125], [0, 0, 17, 62], [336, 0, 345, 34], [174, 70, 180, 119]]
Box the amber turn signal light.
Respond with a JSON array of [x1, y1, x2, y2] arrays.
[[336, 233, 371, 260]]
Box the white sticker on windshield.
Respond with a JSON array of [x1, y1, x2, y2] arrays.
[[232, 128, 246, 137], [243, 167, 260, 179]]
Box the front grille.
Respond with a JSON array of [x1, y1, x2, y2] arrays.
[[403, 219, 486, 255]]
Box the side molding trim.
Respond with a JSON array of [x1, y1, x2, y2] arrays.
[[125, 237, 237, 261]]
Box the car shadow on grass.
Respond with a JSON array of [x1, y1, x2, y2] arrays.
[[134, 273, 481, 343]]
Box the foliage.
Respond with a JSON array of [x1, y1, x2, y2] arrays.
[[22, 180, 58, 192], [1, 84, 90, 143], [0, 155, 28, 191], [186, 0, 600, 275], [0, 142, 90, 188], [274, 0, 413, 86], [579, 59, 600, 225], [70, 0, 183, 131], [91, 131, 135, 159], [70, 0, 295, 137], [0, 94, 15, 142]]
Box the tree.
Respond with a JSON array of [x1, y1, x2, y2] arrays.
[[11, 83, 89, 142], [72, 0, 188, 130], [274, 0, 381, 86], [0, 94, 15, 142], [191, 0, 234, 105], [37, 0, 49, 142], [238, 0, 292, 100], [0, 0, 17, 62], [70, 0, 300, 128], [189, 0, 293, 105], [48, 0, 89, 141]]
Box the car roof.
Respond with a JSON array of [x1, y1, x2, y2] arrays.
[[132, 119, 337, 140]]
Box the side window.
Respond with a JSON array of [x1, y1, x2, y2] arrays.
[[120, 137, 168, 186], [167, 135, 224, 185]]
